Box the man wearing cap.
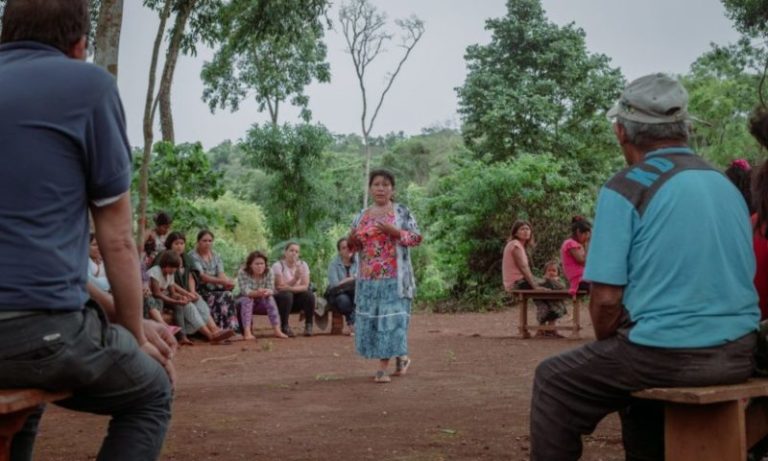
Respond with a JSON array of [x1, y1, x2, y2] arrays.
[[529, 73, 759, 460]]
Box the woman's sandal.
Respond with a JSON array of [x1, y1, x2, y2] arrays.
[[211, 329, 235, 343], [374, 370, 391, 383], [393, 357, 411, 377]]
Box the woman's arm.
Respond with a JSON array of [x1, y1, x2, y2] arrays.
[[568, 246, 586, 265], [290, 262, 310, 292], [150, 278, 183, 305], [511, 246, 539, 289]]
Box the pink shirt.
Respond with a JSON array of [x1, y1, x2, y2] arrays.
[[560, 238, 584, 295], [502, 239, 527, 290]]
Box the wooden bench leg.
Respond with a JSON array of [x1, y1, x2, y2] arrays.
[[664, 400, 746, 461], [0, 407, 37, 461], [570, 298, 581, 339], [330, 311, 344, 335], [519, 297, 530, 339]]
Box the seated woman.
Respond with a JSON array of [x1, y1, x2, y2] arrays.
[[88, 233, 110, 292], [189, 230, 240, 333], [326, 237, 356, 335], [149, 250, 234, 344], [272, 242, 316, 337], [235, 251, 289, 340], [161, 231, 213, 343], [502, 220, 565, 335], [560, 216, 591, 295]]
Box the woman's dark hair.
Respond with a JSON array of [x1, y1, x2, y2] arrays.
[[509, 220, 534, 247], [284, 241, 300, 253], [570, 216, 592, 238], [196, 230, 214, 242], [154, 211, 172, 227], [724, 159, 753, 214], [1, 0, 89, 53], [336, 237, 348, 251], [244, 251, 269, 276], [368, 168, 395, 188], [750, 106, 768, 236], [164, 231, 186, 250], [156, 250, 181, 269]]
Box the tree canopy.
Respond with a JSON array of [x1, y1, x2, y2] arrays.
[[457, 0, 623, 165]]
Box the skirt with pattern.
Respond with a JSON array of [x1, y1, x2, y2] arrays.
[[200, 289, 240, 333], [355, 278, 411, 359]]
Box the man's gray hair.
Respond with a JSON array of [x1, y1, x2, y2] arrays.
[[617, 117, 689, 147]]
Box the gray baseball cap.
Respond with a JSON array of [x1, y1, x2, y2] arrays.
[[607, 73, 690, 124]]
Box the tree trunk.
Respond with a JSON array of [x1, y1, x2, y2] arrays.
[[362, 138, 371, 208], [137, 0, 173, 247], [92, 0, 123, 77], [158, 0, 196, 144]]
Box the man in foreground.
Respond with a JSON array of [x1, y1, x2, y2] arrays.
[[0, 1, 173, 459], [530, 73, 760, 460]]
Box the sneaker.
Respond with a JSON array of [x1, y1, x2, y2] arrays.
[[374, 370, 391, 383], [304, 324, 313, 337], [282, 326, 295, 338], [393, 357, 411, 376]]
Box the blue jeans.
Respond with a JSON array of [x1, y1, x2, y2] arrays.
[[530, 332, 756, 461], [0, 305, 172, 461], [330, 292, 355, 326]]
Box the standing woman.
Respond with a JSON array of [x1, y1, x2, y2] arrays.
[[236, 251, 289, 340], [560, 216, 592, 295], [348, 169, 422, 383], [272, 242, 315, 337], [189, 230, 240, 333]]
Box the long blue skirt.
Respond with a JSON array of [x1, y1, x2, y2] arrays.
[[355, 278, 411, 359]]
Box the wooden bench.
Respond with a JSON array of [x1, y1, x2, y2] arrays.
[[632, 378, 768, 461], [0, 388, 71, 461], [510, 289, 587, 339]]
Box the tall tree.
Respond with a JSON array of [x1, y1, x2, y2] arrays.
[[682, 38, 767, 164], [456, 0, 622, 168], [241, 123, 332, 240], [338, 0, 424, 206], [201, 0, 330, 126], [137, 0, 173, 247], [721, 0, 768, 105], [92, 0, 122, 76]]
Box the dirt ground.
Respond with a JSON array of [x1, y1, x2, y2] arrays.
[[32, 305, 626, 461]]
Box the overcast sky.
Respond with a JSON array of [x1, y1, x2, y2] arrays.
[[116, 0, 741, 149]]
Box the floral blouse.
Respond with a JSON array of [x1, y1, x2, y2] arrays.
[[353, 209, 422, 281]]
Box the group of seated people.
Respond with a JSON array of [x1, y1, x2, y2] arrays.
[[88, 212, 359, 345], [501, 216, 592, 337]]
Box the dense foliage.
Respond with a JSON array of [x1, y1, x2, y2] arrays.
[[456, 0, 624, 166]]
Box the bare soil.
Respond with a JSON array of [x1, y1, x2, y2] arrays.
[[33, 306, 625, 460]]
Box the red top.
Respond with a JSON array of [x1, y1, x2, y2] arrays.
[[752, 214, 768, 320]]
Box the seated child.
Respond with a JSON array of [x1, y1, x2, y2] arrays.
[[535, 260, 567, 338], [148, 251, 234, 345]]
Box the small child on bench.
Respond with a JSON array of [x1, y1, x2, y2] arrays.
[[535, 260, 567, 338]]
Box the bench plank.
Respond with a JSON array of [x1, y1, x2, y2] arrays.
[[0, 389, 70, 414], [632, 379, 768, 461], [633, 379, 768, 405], [0, 389, 71, 461]]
